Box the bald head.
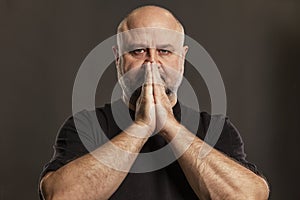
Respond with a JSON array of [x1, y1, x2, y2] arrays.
[[117, 5, 184, 33]]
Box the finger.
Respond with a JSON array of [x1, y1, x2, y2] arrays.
[[152, 63, 164, 86], [152, 64, 165, 99], [141, 63, 153, 97]]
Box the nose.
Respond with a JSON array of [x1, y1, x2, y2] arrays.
[[145, 48, 157, 63]]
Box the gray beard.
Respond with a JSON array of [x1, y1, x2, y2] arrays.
[[117, 64, 182, 105]]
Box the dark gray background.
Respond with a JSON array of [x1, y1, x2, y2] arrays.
[[1, 0, 299, 199]]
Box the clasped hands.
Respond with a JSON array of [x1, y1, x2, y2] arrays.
[[134, 62, 180, 136]]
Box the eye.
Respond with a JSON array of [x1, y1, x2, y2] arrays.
[[158, 49, 172, 55], [130, 49, 146, 55]]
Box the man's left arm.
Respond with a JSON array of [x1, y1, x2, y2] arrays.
[[160, 121, 269, 200], [152, 68, 268, 200]]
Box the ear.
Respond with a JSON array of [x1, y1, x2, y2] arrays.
[[182, 45, 189, 59], [178, 45, 188, 75], [112, 45, 120, 66]]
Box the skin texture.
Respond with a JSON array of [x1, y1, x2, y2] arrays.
[[40, 5, 270, 200]]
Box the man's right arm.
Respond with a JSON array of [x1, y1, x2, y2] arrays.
[[40, 123, 151, 200], [40, 64, 155, 200]]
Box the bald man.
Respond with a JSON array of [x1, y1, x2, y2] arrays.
[[39, 6, 269, 200]]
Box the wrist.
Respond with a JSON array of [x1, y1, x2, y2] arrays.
[[159, 118, 182, 140], [132, 121, 154, 136]]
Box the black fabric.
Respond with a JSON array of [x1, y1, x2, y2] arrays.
[[39, 100, 264, 199]]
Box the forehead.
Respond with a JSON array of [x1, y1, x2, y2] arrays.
[[117, 28, 184, 52]]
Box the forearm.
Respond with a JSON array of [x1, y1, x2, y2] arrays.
[[41, 123, 151, 200], [160, 123, 269, 200]]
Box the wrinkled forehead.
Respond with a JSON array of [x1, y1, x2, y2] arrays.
[[117, 27, 185, 53]]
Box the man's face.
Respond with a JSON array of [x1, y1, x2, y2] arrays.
[[115, 28, 188, 108]]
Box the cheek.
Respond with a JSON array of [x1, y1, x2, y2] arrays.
[[163, 58, 184, 80], [119, 57, 145, 83], [165, 55, 184, 69], [121, 56, 144, 74], [160, 63, 183, 92]]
